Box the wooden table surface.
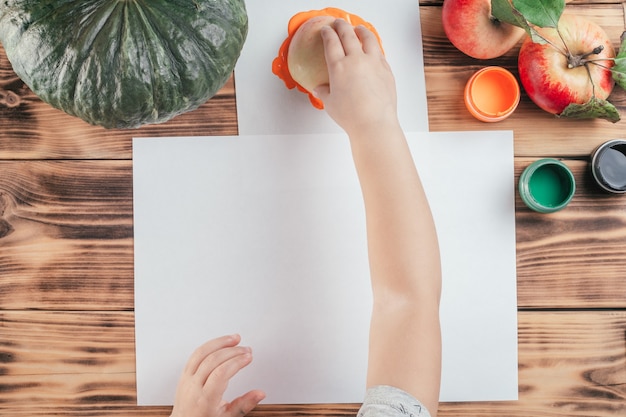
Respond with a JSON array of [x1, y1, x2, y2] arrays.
[[1, 1, 625, 416]]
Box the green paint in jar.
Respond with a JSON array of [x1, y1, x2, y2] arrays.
[[519, 159, 576, 213]]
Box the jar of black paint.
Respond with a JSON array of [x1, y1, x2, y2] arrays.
[[591, 139, 626, 194]]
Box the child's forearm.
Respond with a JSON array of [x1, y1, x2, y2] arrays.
[[350, 121, 442, 415], [348, 121, 441, 302]]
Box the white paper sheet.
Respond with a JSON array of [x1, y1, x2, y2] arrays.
[[235, 0, 428, 135], [133, 131, 518, 405]]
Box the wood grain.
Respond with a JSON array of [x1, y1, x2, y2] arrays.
[[1, 2, 625, 417], [1, 2, 625, 160], [515, 159, 626, 309], [1, 159, 624, 310], [0, 311, 623, 416], [420, 3, 626, 157], [0, 161, 133, 310], [439, 311, 626, 417], [0, 49, 237, 160]]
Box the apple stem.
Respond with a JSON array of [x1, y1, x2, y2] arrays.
[[567, 45, 605, 69], [583, 45, 605, 59]]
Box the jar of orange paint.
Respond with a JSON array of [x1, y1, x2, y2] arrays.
[[464, 66, 520, 122]]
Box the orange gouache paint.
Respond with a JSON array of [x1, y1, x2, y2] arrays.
[[272, 8, 382, 109], [464, 66, 520, 122]]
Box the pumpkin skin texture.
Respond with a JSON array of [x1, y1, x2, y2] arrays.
[[0, 0, 248, 128]]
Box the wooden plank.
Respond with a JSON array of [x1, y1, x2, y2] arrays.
[[1, 159, 625, 311], [420, 2, 626, 69], [515, 159, 626, 309], [0, 46, 237, 160], [1, 2, 624, 417], [2, 3, 625, 161], [0, 311, 624, 416], [439, 311, 626, 417], [0, 161, 134, 310], [420, 4, 626, 157]]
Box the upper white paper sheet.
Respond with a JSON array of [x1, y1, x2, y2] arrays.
[[133, 131, 518, 405], [235, 0, 428, 135]]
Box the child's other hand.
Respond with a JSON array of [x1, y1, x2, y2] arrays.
[[170, 334, 265, 417], [314, 19, 399, 137]]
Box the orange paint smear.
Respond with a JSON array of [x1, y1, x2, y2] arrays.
[[271, 7, 382, 109]]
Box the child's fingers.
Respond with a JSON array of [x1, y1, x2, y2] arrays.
[[313, 84, 330, 102], [202, 348, 254, 400], [193, 345, 251, 386], [332, 18, 363, 55], [320, 24, 344, 64], [224, 390, 266, 417], [355, 25, 382, 56], [185, 334, 241, 375]]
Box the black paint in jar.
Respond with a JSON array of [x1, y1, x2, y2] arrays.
[[591, 139, 626, 193]]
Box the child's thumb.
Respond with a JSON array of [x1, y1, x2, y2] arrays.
[[313, 84, 330, 101]]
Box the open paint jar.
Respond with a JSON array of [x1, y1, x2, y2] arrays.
[[464, 66, 520, 122], [590, 139, 626, 193], [518, 159, 576, 213]]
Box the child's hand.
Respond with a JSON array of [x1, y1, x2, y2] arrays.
[[314, 19, 399, 137], [170, 334, 265, 417]]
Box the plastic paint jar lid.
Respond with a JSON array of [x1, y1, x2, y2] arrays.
[[464, 66, 520, 122], [518, 159, 576, 213], [590, 139, 626, 193]]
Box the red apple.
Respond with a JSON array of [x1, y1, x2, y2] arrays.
[[287, 15, 336, 94], [518, 13, 615, 115], [442, 0, 525, 59]]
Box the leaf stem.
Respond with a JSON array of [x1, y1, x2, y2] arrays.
[[532, 28, 568, 56], [554, 23, 572, 57], [583, 62, 597, 97]]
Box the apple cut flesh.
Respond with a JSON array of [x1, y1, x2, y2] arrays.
[[518, 14, 615, 115], [275, 8, 383, 109], [442, 0, 525, 59], [287, 15, 336, 94]]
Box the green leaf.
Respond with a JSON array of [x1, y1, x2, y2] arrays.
[[512, 0, 564, 28], [613, 57, 626, 90], [559, 97, 621, 123], [526, 23, 550, 44], [612, 31, 626, 90], [491, 0, 524, 27], [490, 0, 548, 43]]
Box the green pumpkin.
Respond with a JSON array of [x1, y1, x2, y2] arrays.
[[0, 0, 248, 128]]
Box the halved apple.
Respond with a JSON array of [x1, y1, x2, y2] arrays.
[[272, 8, 382, 109], [287, 15, 336, 94]]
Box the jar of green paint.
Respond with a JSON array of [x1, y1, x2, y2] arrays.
[[518, 159, 576, 213]]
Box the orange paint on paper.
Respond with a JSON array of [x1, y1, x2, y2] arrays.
[[272, 8, 382, 109]]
